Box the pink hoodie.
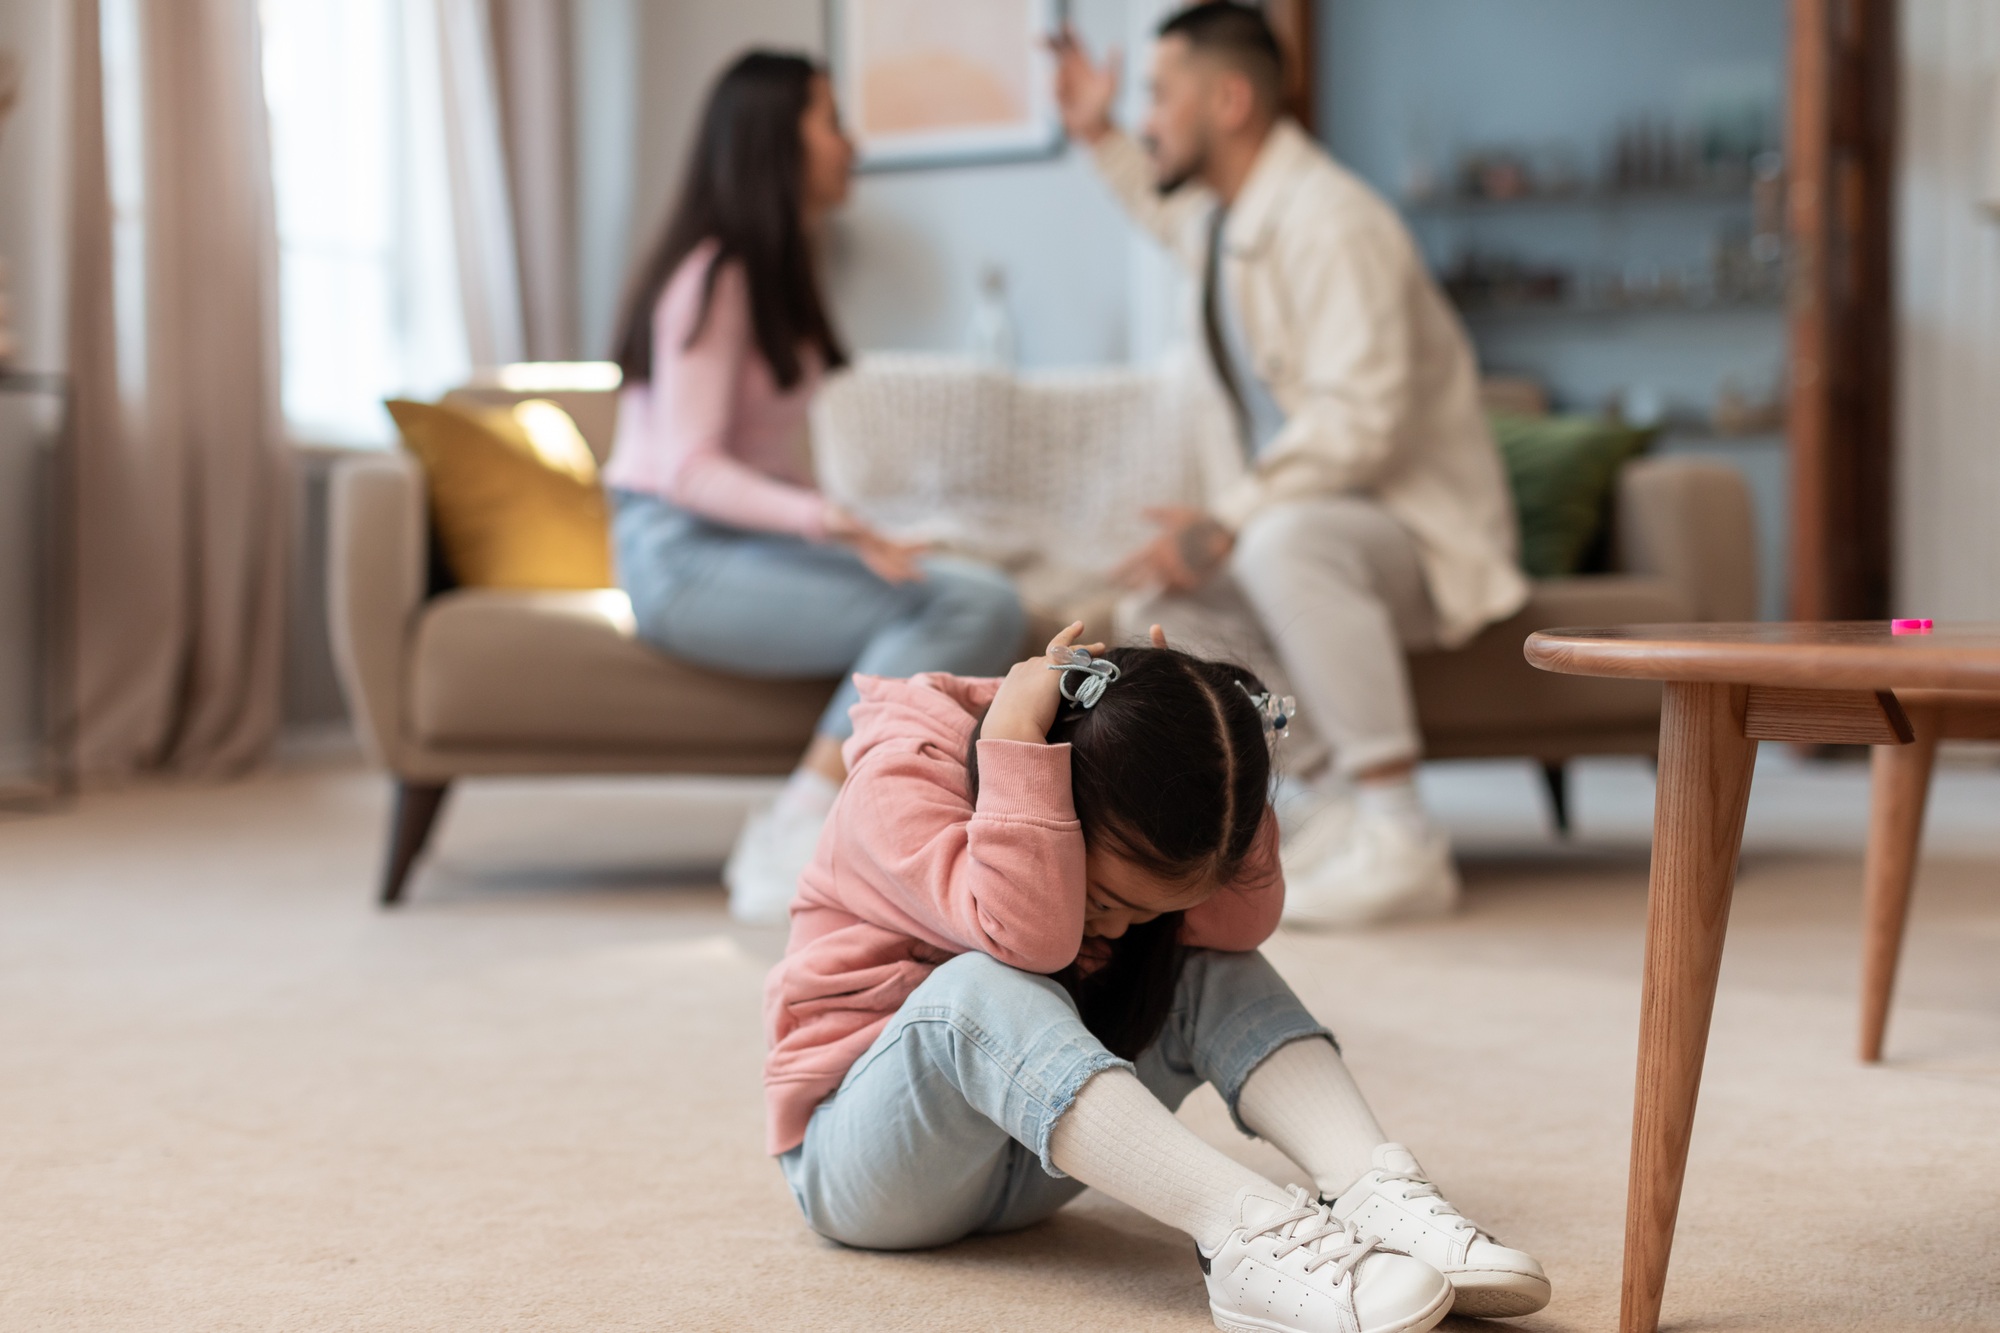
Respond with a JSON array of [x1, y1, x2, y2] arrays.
[[762, 672, 1285, 1156]]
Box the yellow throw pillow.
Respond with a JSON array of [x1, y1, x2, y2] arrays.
[[386, 397, 614, 590]]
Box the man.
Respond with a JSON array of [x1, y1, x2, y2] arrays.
[[1053, 4, 1530, 926]]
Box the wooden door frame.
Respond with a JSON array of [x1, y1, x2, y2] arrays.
[[1264, 0, 1316, 134], [1786, 0, 1897, 621]]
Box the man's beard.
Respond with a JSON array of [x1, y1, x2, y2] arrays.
[[1146, 133, 1207, 196]]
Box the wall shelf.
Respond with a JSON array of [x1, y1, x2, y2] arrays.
[[1405, 181, 1759, 217], [1656, 424, 1786, 446], [1456, 294, 1784, 320]]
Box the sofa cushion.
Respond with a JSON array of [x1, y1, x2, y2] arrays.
[[408, 589, 834, 751], [1491, 413, 1654, 578], [387, 397, 614, 590], [1411, 575, 1693, 742], [441, 386, 621, 463]]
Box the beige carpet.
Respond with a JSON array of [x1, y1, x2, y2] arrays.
[[3, 761, 1998, 1332]]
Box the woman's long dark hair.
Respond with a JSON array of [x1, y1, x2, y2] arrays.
[[970, 646, 1276, 1058], [610, 51, 848, 390]]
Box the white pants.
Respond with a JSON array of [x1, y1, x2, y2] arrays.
[[1119, 497, 1437, 779]]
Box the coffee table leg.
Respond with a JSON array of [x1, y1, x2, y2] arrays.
[[1622, 682, 1759, 1333], [1859, 710, 1939, 1062]]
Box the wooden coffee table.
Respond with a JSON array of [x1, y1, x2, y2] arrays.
[[1523, 622, 2000, 1333]]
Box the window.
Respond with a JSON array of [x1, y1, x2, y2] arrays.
[[260, 0, 469, 446], [100, 0, 146, 405]]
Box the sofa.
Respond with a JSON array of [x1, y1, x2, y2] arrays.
[[329, 357, 1756, 905]]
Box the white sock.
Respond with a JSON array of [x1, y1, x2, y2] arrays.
[[770, 767, 838, 823], [1354, 775, 1427, 835], [1049, 1067, 1287, 1250], [1235, 1037, 1390, 1199]]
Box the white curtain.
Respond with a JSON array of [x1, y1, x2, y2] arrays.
[[69, 0, 290, 780], [430, 0, 527, 370], [1982, 65, 2000, 217], [429, 0, 582, 367], [422, 0, 585, 368], [64, 0, 582, 779], [493, 0, 579, 360]]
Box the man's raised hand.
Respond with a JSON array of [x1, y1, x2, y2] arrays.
[[1047, 25, 1120, 146]]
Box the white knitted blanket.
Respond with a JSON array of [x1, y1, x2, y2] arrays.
[[812, 354, 1222, 612]]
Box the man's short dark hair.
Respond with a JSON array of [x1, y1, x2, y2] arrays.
[[1157, 2, 1285, 112]]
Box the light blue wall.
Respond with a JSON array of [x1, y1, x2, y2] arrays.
[[1316, 0, 1789, 419], [829, 128, 1138, 368], [1321, 0, 1787, 195]]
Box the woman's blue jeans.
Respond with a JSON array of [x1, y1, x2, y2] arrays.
[[610, 490, 1027, 738], [778, 949, 1334, 1251]]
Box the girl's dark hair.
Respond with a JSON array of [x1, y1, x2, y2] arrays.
[[970, 645, 1276, 1058], [610, 50, 849, 391]]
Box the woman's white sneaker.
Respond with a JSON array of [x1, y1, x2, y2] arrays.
[[1326, 1144, 1551, 1319], [722, 800, 826, 924], [1201, 1184, 1452, 1333]]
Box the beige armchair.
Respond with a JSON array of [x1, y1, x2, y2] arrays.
[[328, 369, 1754, 905], [329, 388, 839, 906]]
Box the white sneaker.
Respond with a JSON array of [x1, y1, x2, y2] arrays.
[[1281, 808, 1458, 930], [1328, 1144, 1550, 1319], [1202, 1184, 1452, 1333], [722, 799, 825, 924]]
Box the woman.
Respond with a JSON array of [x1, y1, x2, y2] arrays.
[[604, 51, 1026, 924]]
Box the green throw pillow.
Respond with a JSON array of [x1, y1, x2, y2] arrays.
[[1489, 413, 1654, 578]]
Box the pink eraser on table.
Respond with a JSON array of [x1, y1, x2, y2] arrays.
[[1891, 618, 1933, 634]]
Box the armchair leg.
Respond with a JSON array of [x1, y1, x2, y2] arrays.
[[1540, 761, 1571, 837], [381, 780, 450, 907]]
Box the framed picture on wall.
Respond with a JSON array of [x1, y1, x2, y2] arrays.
[[826, 0, 1066, 170]]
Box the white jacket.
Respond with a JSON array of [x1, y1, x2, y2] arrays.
[[1092, 121, 1529, 648]]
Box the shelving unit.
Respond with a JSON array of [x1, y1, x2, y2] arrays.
[[1320, 0, 1793, 613], [1405, 159, 1789, 622]]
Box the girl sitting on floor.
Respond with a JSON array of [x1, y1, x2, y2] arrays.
[[762, 623, 1550, 1332]]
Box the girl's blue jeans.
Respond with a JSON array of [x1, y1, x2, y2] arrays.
[[778, 948, 1333, 1251], [610, 489, 1027, 739]]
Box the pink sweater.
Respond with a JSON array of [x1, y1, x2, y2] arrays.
[[601, 241, 829, 538], [762, 672, 1285, 1156]]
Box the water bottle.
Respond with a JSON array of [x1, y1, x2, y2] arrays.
[[968, 264, 1017, 368]]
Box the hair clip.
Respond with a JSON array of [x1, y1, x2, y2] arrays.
[[1236, 681, 1296, 736], [1049, 648, 1120, 708]]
